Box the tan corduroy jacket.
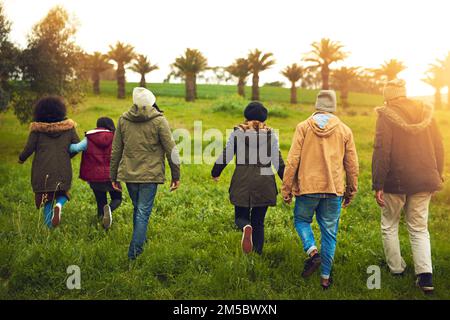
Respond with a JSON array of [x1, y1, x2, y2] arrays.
[[282, 112, 359, 200]]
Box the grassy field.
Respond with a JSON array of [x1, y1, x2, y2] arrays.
[[100, 81, 384, 107], [0, 85, 449, 300]]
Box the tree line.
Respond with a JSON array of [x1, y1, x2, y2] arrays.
[[0, 4, 449, 123]]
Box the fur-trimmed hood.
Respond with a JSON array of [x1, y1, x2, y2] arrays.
[[30, 119, 76, 137], [232, 121, 274, 150], [375, 98, 434, 135], [236, 120, 271, 132]]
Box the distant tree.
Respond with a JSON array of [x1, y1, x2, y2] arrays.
[[226, 58, 250, 97], [0, 2, 20, 110], [263, 81, 285, 87], [164, 70, 176, 83], [108, 42, 135, 99], [87, 52, 111, 95], [281, 63, 305, 104], [209, 67, 232, 85], [12, 6, 87, 123], [438, 52, 450, 108], [423, 63, 446, 109], [349, 69, 384, 95], [332, 67, 359, 109], [375, 59, 407, 81], [304, 38, 348, 90], [301, 68, 322, 90], [171, 48, 208, 102], [130, 54, 158, 88], [248, 49, 276, 101]]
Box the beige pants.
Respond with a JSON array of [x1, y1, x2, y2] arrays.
[[381, 192, 433, 275]]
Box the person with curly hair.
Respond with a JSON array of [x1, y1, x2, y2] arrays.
[[18, 96, 80, 228]]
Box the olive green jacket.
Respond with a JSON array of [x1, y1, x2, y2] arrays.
[[110, 105, 180, 183], [19, 119, 80, 193]]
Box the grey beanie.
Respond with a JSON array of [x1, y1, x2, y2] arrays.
[[315, 90, 337, 113]]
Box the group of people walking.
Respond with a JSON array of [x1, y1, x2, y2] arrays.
[[18, 79, 444, 293]]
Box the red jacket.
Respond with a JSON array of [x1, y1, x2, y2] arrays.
[[80, 128, 114, 182]]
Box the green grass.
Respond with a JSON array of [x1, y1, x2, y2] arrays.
[[0, 91, 449, 300], [98, 81, 384, 107]]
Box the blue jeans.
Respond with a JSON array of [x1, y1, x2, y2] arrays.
[[293, 195, 342, 278], [43, 196, 68, 228], [126, 183, 158, 260]]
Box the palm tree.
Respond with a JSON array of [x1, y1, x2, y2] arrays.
[[301, 68, 322, 90], [304, 38, 348, 90], [226, 58, 250, 97], [247, 49, 276, 101], [422, 64, 446, 109], [332, 67, 359, 109], [107, 42, 135, 99], [87, 52, 111, 95], [130, 54, 159, 88], [375, 59, 407, 81], [281, 63, 305, 104], [171, 48, 208, 102]]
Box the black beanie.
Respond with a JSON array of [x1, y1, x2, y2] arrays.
[[244, 102, 268, 122]]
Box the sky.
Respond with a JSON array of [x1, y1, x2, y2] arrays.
[[3, 0, 450, 96]]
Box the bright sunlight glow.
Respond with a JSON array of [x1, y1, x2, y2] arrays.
[[3, 0, 450, 96]]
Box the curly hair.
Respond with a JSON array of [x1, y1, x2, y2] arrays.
[[33, 96, 67, 123]]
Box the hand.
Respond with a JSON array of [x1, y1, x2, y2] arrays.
[[342, 197, 352, 208], [212, 176, 219, 182], [112, 182, 122, 192], [170, 180, 180, 192], [283, 194, 293, 205], [375, 190, 385, 207]]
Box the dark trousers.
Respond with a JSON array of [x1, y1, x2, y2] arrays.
[[235, 206, 268, 254], [92, 189, 122, 217]]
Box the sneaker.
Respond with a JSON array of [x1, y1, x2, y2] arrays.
[[321, 276, 333, 290], [51, 203, 62, 227], [416, 273, 434, 294], [389, 265, 406, 277], [103, 204, 112, 230], [241, 225, 253, 254], [301, 253, 321, 278]]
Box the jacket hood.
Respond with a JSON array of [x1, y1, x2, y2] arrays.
[[307, 112, 341, 137], [30, 119, 76, 138], [234, 126, 272, 148], [375, 98, 434, 135], [122, 104, 163, 122], [86, 128, 114, 148]]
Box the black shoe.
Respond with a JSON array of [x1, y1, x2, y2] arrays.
[[321, 276, 333, 290], [416, 273, 434, 294], [301, 253, 321, 278]]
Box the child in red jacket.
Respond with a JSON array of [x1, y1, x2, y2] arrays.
[[70, 117, 122, 229]]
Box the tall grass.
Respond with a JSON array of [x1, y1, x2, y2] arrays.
[[0, 94, 449, 300]]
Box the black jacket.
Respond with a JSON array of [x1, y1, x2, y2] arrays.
[[212, 127, 285, 207]]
